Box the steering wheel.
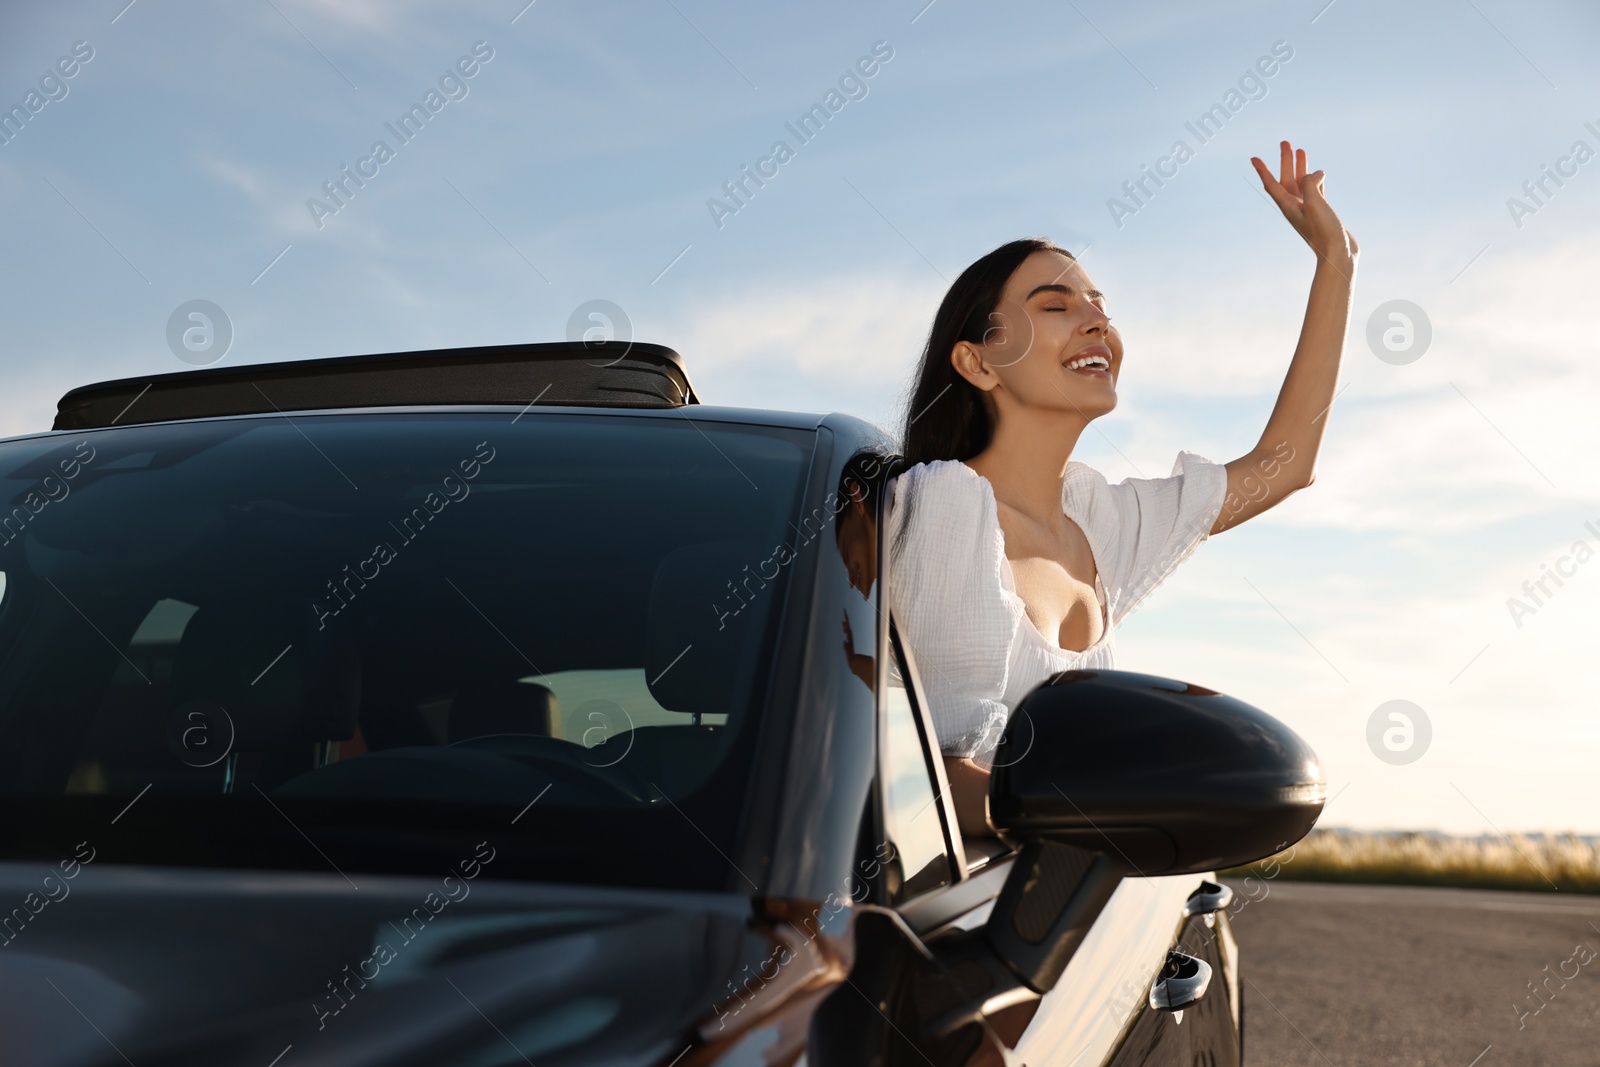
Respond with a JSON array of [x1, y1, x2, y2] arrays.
[[450, 733, 653, 804]]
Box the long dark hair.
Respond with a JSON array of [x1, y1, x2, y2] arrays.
[[891, 238, 1072, 554], [833, 447, 903, 542], [898, 237, 1074, 466]]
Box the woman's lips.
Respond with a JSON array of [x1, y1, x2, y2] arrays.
[[1064, 344, 1114, 380]]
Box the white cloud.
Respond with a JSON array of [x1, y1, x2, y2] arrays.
[[660, 270, 944, 431], [274, 0, 442, 47], [197, 154, 311, 237]]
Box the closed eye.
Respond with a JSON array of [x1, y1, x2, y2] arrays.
[[1028, 283, 1107, 309]]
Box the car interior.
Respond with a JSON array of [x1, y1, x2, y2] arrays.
[[0, 414, 810, 818], [28, 536, 774, 809]]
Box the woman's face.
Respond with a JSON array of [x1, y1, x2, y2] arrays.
[[956, 249, 1121, 421], [836, 495, 876, 597]]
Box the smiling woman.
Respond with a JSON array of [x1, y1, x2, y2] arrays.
[[889, 141, 1359, 836]]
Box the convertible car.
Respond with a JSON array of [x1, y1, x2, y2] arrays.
[[0, 342, 1323, 1066]]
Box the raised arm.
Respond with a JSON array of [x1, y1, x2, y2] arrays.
[[1212, 140, 1359, 536]]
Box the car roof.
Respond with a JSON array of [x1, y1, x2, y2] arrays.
[[51, 341, 697, 431], [19, 340, 895, 451]]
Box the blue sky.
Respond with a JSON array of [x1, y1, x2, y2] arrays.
[[3, 0, 1598, 834]]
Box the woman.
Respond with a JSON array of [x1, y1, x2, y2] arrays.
[[888, 141, 1357, 836]]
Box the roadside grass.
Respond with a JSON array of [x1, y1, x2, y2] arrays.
[[1219, 828, 1600, 895]]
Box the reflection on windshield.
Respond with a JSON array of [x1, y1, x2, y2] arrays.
[[0, 413, 813, 890], [833, 450, 896, 690]]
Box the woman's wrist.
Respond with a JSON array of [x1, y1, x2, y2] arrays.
[[1311, 248, 1358, 287], [1312, 239, 1358, 271]]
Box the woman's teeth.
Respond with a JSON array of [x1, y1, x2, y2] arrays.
[[1066, 355, 1110, 372]]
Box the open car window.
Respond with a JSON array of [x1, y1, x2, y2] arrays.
[[881, 636, 955, 902]]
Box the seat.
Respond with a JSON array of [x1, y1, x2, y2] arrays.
[[165, 605, 361, 788], [590, 723, 724, 796], [449, 680, 561, 743], [642, 539, 770, 721]]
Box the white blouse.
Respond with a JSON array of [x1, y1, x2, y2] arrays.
[[886, 452, 1228, 769]]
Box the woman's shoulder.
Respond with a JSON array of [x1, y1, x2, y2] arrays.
[[887, 460, 1017, 655], [890, 459, 993, 538], [893, 457, 983, 492], [1062, 451, 1225, 535]]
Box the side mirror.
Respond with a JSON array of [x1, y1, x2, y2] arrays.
[[972, 669, 1323, 993], [989, 668, 1325, 875]]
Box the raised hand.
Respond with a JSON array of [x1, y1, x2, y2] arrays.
[[842, 611, 874, 688], [1217, 142, 1356, 541], [1250, 140, 1359, 265]]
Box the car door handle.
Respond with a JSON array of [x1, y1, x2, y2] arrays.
[[1148, 950, 1212, 1012], [1183, 879, 1233, 918]]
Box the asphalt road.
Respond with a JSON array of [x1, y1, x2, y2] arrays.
[[1222, 879, 1600, 1067]]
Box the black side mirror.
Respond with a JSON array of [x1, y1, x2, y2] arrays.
[[989, 668, 1325, 874], [975, 669, 1324, 993]]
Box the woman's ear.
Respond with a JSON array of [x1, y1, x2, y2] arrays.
[[950, 340, 996, 392], [853, 493, 878, 532]]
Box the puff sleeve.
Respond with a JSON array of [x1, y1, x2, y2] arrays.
[[886, 461, 1020, 764], [1064, 450, 1228, 629]]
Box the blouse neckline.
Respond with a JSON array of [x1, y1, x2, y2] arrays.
[[954, 460, 1111, 658]]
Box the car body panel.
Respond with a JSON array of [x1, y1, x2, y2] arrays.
[[1094, 911, 1241, 1067], [0, 861, 792, 1066], [1011, 873, 1208, 1064]]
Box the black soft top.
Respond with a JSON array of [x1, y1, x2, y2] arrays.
[[52, 341, 697, 430]]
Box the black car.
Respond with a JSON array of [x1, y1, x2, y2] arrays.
[[0, 342, 1324, 1067]]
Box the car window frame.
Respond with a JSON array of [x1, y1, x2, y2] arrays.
[[869, 470, 959, 904], [876, 473, 1025, 929], [884, 616, 1030, 936], [874, 620, 960, 902]]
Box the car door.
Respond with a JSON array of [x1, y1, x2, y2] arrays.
[[883, 621, 1242, 1067]]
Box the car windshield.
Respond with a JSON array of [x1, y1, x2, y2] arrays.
[[0, 411, 813, 892]]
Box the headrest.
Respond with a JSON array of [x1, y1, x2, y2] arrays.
[[450, 681, 561, 743], [644, 540, 769, 717], [168, 607, 360, 751]]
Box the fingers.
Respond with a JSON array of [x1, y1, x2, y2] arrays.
[[1250, 156, 1277, 188], [1267, 140, 1323, 192], [1257, 142, 1345, 253], [1253, 156, 1294, 206], [1252, 156, 1297, 210]]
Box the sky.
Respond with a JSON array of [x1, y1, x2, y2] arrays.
[[2, 0, 1598, 835]]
